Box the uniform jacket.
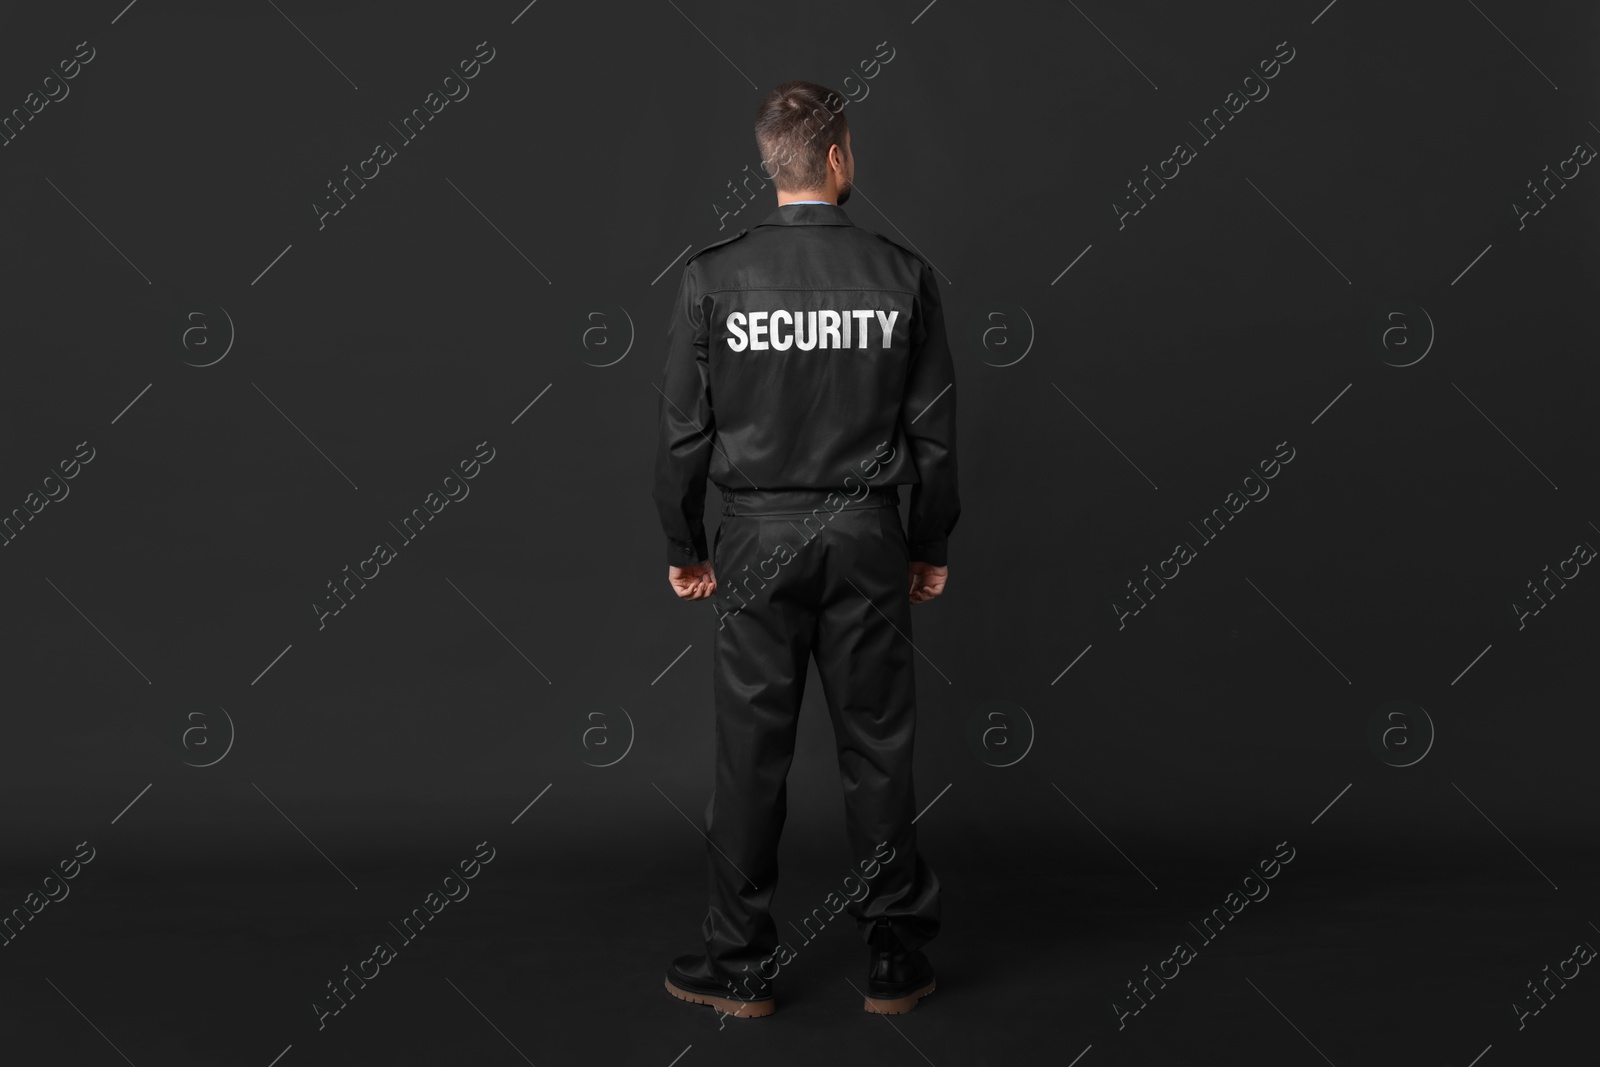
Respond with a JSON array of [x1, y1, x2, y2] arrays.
[[652, 202, 960, 567]]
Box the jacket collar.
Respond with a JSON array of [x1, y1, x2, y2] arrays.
[[755, 202, 856, 228]]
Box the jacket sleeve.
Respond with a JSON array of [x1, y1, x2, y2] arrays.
[[902, 265, 960, 566], [652, 260, 715, 567]]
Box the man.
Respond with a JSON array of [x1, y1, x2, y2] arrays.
[[652, 80, 959, 1019]]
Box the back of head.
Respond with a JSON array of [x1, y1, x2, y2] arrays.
[[753, 81, 849, 192]]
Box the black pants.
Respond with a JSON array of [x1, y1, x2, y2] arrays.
[[699, 485, 940, 990]]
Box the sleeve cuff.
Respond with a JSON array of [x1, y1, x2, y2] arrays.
[[908, 538, 948, 566], [666, 535, 708, 568]]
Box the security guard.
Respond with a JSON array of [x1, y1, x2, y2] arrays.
[[654, 81, 959, 1018]]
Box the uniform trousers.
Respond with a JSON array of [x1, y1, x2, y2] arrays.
[[699, 484, 941, 988]]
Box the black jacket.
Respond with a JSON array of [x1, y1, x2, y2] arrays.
[[652, 202, 960, 567]]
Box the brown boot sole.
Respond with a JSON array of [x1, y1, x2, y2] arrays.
[[664, 977, 776, 1019], [863, 979, 936, 1014]]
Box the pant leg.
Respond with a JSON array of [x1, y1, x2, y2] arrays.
[[701, 512, 817, 985], [811, 504, 941, 952]]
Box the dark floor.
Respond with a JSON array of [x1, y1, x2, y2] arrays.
[[2, 831, 1592, 1066]]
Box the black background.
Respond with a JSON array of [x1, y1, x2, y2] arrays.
[[1, 1, 1595, 1064]]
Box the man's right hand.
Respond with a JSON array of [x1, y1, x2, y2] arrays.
[[909, 562, 947, 604], [669, 563, 718, 600]]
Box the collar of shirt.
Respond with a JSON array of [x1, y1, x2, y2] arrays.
[[757, 202, 854, 227]]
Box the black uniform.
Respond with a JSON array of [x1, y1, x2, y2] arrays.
[[653, 201, 958, 996]]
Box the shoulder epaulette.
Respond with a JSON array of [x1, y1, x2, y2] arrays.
[[870, 229, 931, 271], [686, 228, 749, 264]]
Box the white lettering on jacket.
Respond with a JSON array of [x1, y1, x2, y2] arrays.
[[726, 310, 898, 352]]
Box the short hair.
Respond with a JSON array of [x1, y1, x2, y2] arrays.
[[753, 81, 849, 191]]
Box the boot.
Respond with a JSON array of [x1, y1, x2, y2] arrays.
[[863, 924, 936, 1014]]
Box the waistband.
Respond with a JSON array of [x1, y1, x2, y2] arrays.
[[720, 485, 898, 517]]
